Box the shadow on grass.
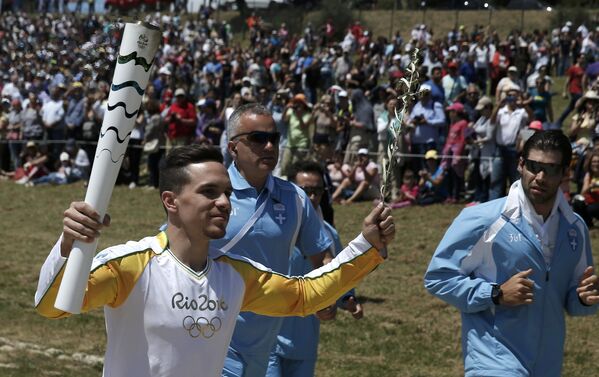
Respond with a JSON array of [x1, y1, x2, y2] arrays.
[[355, 295, 386, 304]]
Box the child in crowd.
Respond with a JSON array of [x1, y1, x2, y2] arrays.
[[391, 169, 419, 209]]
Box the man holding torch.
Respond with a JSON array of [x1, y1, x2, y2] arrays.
[[35, 144, 395, 377]]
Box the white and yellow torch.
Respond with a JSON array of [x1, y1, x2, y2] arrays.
[[54, 22, 161, 313]]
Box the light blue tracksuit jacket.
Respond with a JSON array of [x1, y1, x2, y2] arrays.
[[425, 181, 597, 377]]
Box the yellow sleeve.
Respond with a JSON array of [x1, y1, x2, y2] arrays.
[[222, 234, 383, 317], [35, 240, 155, 319]]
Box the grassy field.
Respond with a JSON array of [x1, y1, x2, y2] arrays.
[[0, 77, 589, 376], [2, 159, 599, 376]]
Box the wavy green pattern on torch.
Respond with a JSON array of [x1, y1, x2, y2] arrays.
[[117, 51, 155, 72]]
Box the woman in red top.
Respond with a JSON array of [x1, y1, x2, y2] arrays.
[[441, 102, 469, 203], [557, 55, 586, 127]]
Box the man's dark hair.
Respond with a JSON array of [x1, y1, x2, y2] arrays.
[[288, 160, 335, 225], [159, 144, 224, 195], [522, 130, 572, 168], [288, 160, 325, 183]]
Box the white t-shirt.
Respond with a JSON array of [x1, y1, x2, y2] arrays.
[[496, 106, 528, 146]]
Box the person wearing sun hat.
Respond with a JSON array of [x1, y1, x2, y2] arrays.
[[280, 93, 313, 177], [165, 88, 197, 149], [332, 147, 379, 205], [409, 83, 447, 172], [569, 90, 599, 139], [468, 96, 496, 205]]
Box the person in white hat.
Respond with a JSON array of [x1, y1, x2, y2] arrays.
[[165, 88, 197, 148], [331, 147, 379, 205], [496, 66, 524, 101], [408, 83, 446, 172], [569, 90, 599, 139]]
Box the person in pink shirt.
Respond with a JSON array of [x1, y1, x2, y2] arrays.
[[441, 102, 469, 203], [391, 169, 419, 209]]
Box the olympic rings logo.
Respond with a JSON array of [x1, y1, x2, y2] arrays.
[[182, 316, 222, 339]]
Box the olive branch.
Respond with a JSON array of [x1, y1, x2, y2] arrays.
[[380, 48, 421, 201]]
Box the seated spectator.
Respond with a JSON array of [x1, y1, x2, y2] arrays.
[[332, 148, 379, 205], [28, 151, 83, 186], [327, 151, 345, 190], [391, 169, 419, 209], [416, 149, 448, 205], [572, 151, 599, 227], [14, 141, 48, 184], [64, 139, 90, 181]]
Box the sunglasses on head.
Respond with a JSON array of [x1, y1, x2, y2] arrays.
[[231, 131, 281, 145], [524, 159, 563, 176], [299, 186, 324, 197]]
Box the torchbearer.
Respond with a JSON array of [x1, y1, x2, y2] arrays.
[[53, 22, 161, 314], [35, 144, 395, 377]]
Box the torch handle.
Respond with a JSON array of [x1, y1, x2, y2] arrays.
[[54, 239, 99, 313]]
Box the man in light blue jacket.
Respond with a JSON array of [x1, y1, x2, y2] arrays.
[[425, 130, 599, 377]]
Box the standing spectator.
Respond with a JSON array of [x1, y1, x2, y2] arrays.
[[41, 86, 66, 158], [442, 61, 468, 105], [6, 99, 23, 171], [196, 98, 224, 146], [344, 88, 375, 164], [528, 77, 554, 130], [490, 87, 532, 199], [569, 90, 599, 140], [489, 42, 511, 97], [21, 95, 44, 142], [165, 88, 196, 148], [470, 38, 490, 94], [423, 66, 445, 104], [126, 111, 145, 189], [311, 94, 337, 162], [280, 94, 312, 177], [496, 66, 523, 102], [459, 53, 477, 85], [334, 90, 352, 153], [142, 100, 165, 189], [462, 84, 481, 122], [441, 102, 469, 203], [64, 82, 85, 140], [556, 55, 586, 128], [408, 84, 447, 171], [468, 96, 495, 205]]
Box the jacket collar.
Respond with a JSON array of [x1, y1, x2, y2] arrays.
[[502, 180, 577, 225]]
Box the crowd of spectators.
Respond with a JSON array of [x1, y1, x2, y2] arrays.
[[0, 8, 598, 216]]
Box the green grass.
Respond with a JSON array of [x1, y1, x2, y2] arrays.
[[0, 76, 588, 375], [2, 173, 599, 376]]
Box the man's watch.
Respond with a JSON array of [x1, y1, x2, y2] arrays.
[[491, 284, 503, 305]]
